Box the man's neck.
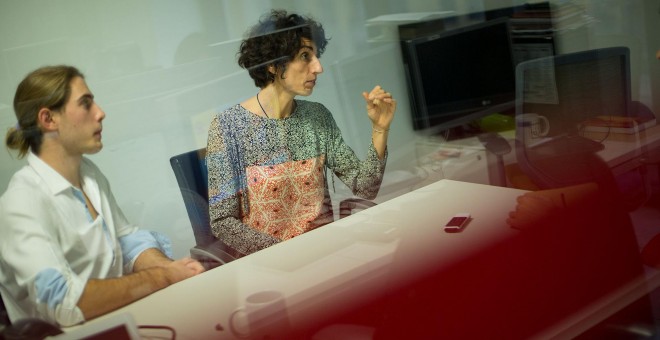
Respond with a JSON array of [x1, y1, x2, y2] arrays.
[[37, 144, 83, 188]]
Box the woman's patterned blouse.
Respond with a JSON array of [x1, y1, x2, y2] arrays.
[[206, 100, 386, 255]]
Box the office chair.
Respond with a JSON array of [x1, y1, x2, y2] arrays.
[[632, 101, 660, 208], [170, 148, 378, 268], [639, 147, 660, 208], [0, 295, 9, 326], [514, 101, 654, 209], [339, 198, 377, 219], [478, 132, 512, 187], [510, 140, 658, 338], [0, 293, 9, 329], [170, 148, 245, 269], [510, 100, 658, 337]]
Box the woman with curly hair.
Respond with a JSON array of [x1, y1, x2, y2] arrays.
[[206, 9, 396, 255]]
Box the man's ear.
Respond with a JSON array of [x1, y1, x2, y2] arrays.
[[37, 108, 58, 132]]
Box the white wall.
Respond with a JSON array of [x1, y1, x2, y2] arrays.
[[0, 0, 657, 258]]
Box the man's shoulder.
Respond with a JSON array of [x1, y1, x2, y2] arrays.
[[0, 166, 48, 210], [3, 165, 42, 192]]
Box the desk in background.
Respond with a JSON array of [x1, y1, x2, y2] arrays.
[[437, 122, 660, 186], [587, 122, 660, 177], [80, 179, 653, 339]]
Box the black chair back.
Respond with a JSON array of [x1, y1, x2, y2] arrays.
[[1, 293, 10, 327], [169, 148, 214, 247], [170, 148, 244, 267]]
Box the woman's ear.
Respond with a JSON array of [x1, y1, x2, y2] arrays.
[[37, 108, 58, 132], [267, 65, 278, 82]]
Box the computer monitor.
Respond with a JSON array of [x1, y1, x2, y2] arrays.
[[399, 17, 516, 133], [513, 47, 631, 189], [515, 46, 632, 138]]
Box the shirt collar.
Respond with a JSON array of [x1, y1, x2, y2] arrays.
[[27, 151, 76, 196]]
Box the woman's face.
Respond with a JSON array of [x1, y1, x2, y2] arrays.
[[274, 39, 324, 97], [53, 76, 106, 156]]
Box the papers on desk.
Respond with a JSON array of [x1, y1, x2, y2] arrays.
[[581, 115, 657, 134], [524, 136, 556, 148]]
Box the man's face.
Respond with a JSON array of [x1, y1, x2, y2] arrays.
[[53, 77, 106, 156]]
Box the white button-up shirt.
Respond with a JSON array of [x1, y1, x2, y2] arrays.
[[0, 152, 169, 326]]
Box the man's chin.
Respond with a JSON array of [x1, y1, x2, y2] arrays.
[[87, 144, 103, 155]]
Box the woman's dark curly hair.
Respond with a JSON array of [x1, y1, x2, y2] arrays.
[[238, 9, 329, 88]]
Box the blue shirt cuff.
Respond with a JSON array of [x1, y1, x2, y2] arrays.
[[119, 230, 173, 272]]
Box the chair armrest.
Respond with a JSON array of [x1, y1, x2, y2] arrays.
[[478, 132, 512, 187], [190, 240, 246, 270], [478, 132, 512, 156], [339, 198, 378, 219], [0, 296, 9, 328], [639, 147, 660, 166]]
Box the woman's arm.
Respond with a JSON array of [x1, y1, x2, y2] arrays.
[[363, 85, 396, 160], [323, 105, 386, 200]]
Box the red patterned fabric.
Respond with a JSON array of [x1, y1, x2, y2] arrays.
[[242, 155, 325, 240]]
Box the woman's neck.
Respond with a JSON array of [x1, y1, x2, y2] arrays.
[[258, 86, 295, 119]]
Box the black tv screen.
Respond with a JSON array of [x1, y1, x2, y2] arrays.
[[401, 17, 516, 131]]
